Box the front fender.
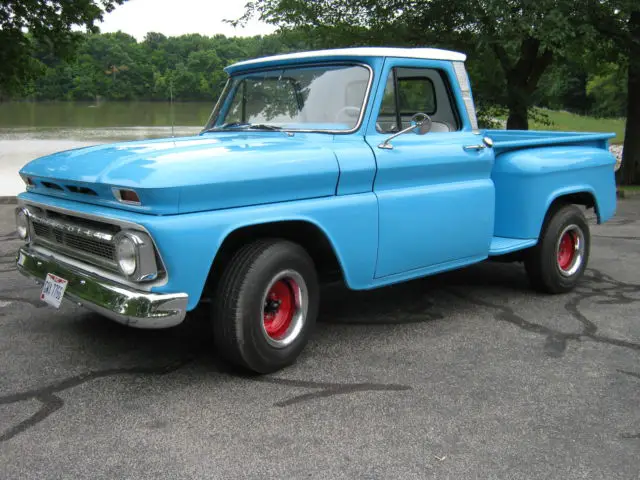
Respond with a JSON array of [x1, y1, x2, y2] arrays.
[[17, 192, 378, 311], [154, 194, 379, 309]]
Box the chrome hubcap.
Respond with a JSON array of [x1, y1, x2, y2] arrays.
[[260, 270, 308, 348], [556, 224, 585, 277]]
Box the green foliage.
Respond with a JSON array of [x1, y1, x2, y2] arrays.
[[528, 107, 554, 128], [476, 105, 508, 130], [10, 31, 310, 102], [235, 0, 598, 130], [0, 0, 126, 96], [2, 1, 631, 130], [586, 63, 628, 118]]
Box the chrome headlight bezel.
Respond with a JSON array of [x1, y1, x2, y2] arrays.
[[114, 230, 158, 282], [15, 207, 30, 241]]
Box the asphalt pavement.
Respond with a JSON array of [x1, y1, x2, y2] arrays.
[[1, 199, 639, 480]]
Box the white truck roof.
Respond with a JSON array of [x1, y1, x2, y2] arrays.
[[225, 47, 467, 73]]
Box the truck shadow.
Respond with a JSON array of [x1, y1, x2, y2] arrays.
[[319, 260, 531, 325], [22, 260, 534, 380]]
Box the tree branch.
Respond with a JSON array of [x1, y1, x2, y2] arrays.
[[526, 48, 554, 93], [491, 42, 513, 73]]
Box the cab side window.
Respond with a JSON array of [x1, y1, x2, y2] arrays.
[[376, 67, 460, 134]]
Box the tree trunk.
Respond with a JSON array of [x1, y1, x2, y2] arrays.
[[618, 11, 640, 186], [495, 38, 552, 131], [506, 83, 529, 130]]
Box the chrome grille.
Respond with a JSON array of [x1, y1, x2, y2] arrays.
[[29, 210, 120, 272], [33, 223, 116, 260]]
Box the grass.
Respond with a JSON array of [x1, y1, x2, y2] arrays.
[[530, 109, 626, 144], [618, 185, 640, 197]]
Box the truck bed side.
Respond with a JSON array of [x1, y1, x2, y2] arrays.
[[484, 130, 617, 241]]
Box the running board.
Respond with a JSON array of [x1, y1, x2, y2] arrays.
[[489, 237, 537, 256]]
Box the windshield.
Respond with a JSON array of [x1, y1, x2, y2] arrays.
[[204, 64, 371, 133]]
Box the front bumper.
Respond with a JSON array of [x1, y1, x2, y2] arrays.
[[16, 246, 188, 329]]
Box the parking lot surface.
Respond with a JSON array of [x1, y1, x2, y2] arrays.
[[1, 199, 639, 479]]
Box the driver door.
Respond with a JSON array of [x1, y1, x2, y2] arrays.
[[366, 61, 495, 279]]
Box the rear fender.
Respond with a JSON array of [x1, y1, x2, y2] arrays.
[[492, 145, 616, 239]]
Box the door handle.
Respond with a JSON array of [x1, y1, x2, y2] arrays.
[[464, 137, 494, 151], [463, 144, 486, 151]]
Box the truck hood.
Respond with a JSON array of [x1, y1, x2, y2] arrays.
[[19, 133, 340, 215]]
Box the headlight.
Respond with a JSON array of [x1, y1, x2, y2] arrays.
[[15, 208, 29, 240], [116, 234, 137, 276], [114, 231, 159, 282]]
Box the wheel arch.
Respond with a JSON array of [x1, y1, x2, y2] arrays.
[[205, 219, 347, 293], [539, 187, 598, 237]]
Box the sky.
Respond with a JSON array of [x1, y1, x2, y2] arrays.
[[97, 0, 277, 40]]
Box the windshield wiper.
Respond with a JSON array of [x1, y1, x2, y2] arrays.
[[202, 122, 283, 133], [244, 123, 283, 131]]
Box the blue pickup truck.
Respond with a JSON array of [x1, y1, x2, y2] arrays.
[[14, 47, 617, 373]]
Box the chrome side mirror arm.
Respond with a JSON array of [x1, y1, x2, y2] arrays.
[[378, 124, 420, 150], [377, 112, 432, 150]]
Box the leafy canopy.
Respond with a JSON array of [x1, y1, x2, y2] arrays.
[[0, 0, 126, 94], [237, 0, 593, 129]]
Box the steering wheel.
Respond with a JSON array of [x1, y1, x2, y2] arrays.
[[333, 106, 361, 123]]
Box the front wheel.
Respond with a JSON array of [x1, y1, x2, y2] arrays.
[[525, 204, 590, 294], [212, 239, 319, 373]]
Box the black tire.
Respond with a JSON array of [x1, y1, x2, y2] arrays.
[[212, 239, 319, 374], [525, 203, 590, 294]]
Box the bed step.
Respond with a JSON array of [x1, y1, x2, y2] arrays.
[[489, 236, 537, 256]]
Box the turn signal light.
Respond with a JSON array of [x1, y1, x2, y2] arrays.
[[113, 188, 141, 205]]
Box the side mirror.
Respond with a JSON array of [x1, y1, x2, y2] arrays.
[[378, 112, 432, 150], [412, 112, 433, 135]]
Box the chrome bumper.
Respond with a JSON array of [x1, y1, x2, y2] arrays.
[[16, 246, 188, 329]]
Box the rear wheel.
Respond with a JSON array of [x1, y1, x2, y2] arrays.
[[212, 239, 319, 373], [525, 204, 590, 293]]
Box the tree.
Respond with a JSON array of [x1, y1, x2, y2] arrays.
[[586, 63, 627, 118], [236, 0, 589, 130], [587, 0, 639, 185], [0, 0, 127, 96]]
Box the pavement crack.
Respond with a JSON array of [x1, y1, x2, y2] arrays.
[[0, 359, 191, 443], [564, 294, 598, 335], [617, 369, 640, 381], [592, 235, 639, 241], [447, 268, 640, 357], [0, 394, 64, 443], [253, 377, 412, 407], [448, 289, 580, 358]]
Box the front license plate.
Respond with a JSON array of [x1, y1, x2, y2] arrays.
[[40, 273, 69, 308]]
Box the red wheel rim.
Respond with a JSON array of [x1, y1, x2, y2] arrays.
[[263, 279, 297, 339], [557, 230, 576, 271]]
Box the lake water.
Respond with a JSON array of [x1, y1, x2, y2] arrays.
[[0, 101, 215, 196], [0, 101, 214, 128], [0, 101, 214, 140]]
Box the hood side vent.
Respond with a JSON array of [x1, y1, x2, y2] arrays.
[[66, 185, 98, 196], [41, 181, 64, 191]]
